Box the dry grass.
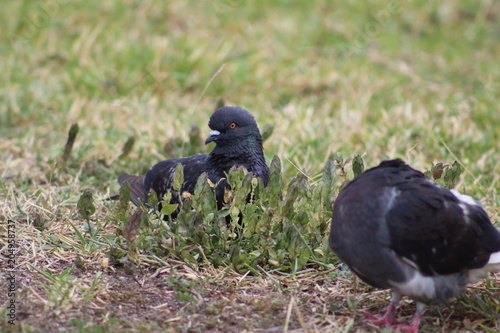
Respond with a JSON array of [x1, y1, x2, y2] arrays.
[[1, 176, 499, 332], [3, 217, 500, 333]]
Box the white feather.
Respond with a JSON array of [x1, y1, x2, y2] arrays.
[[450, 189, 480, 207], [384, 187, 399, 212], [390, 271, 436, 301], [458, 203, 470, 216]]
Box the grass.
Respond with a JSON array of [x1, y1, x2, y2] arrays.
[[1, 0, 499, 332]]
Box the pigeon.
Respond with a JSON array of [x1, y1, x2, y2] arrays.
[[329, 159, 500, 333], [117, 106, 269, 216]]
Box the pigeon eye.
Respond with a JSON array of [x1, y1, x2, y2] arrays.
[[229, 123, 237, 129]]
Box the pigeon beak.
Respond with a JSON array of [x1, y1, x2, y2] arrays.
[[205, 130, 220, 144]]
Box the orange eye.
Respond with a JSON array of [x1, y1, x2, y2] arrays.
[[229, 122, 237, 129]]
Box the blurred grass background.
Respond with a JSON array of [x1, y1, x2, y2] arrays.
[[1, 0, 499, 332], [2, 1, 499, 186]]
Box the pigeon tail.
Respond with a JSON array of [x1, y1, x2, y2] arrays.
[[469, 251, 500, 283], [485, 251, 500, 270], [118, 173, 147, 207], [488, 251, 500, 264]]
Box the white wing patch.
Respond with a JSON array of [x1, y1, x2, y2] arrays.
[[459, 203, 470, 217], [450, 189, 483, 221], [450, 189, 480, 207], [384, 187, 399, 213]]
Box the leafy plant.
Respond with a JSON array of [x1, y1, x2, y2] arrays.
[[128, 155, 346, 273], [77, 189, 97, 236], [424, 161, 463, 189]]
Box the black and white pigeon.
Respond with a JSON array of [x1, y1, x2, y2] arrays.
[[118, 106, 269, 216], [329, 159, 500, 333]]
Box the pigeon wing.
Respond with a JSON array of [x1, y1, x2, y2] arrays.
[[143, 153, 209, 204], [386, 180, 500, 276]]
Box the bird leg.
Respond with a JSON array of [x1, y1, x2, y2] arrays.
[[363, 291, 402, 326], [363, 303, 397, 326], [391, 302, 424, 333]]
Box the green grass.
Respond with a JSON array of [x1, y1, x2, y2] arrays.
[[1, 0, 499, 332]]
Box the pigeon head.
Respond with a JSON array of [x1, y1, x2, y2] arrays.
[[204, 106, 269, 186], [205, 106, 263, 148]]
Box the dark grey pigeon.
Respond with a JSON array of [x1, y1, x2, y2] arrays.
[[329, 159, 500, 333], [117, 106, 269, 217]]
